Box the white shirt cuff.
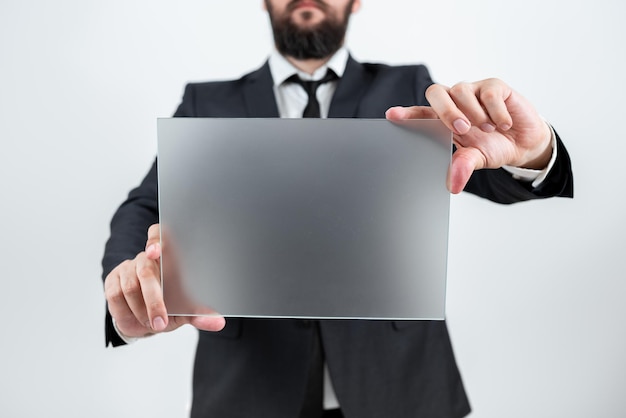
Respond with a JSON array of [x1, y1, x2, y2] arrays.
[[112, 317, 141, 344]]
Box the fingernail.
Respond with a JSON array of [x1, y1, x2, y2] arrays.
[[386, 107, 403, 118], [453, 119, 470, 134], [481, 123, 496, 133], [500, 123, 511, 131], [147, 243, 161, 256], [153, 316, 166, 331]]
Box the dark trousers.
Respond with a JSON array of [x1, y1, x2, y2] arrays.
[[298, 322, 344, 418]]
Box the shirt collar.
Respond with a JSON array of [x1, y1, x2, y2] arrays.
[[268, 47, 349, 86]]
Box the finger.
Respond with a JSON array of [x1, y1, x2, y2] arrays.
[[447, 147, 487, 194], [145, 224, 161, 259], [477, 79, 513, 131], [190, 315, 227, 332], [425, 84, 472, 135], [172, 292, 226, 332], [447, 82, 497, 132], [163, 310, 225, 333], [104, 267, 148, 335], [135, 253, 168, 332], [385, 105, 439, 121], [117, 257, 152, 330]]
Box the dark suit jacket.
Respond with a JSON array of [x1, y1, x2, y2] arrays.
[[102, 57, 573, 418]]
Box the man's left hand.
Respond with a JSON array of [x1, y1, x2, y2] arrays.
[[386, 78, 553, 194]]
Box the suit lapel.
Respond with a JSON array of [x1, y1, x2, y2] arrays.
[[241, 56, 371, 118], [242, 61, 280, 118], [328, 56, 373, 118]]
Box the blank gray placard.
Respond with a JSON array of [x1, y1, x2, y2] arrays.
[[157, 118, 451, 320]]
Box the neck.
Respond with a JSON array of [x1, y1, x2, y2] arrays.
[[284, 55, 332, 75]]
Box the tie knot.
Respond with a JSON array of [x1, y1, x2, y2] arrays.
[[287, 69, 338, 118], [287, 69, 338, 96]]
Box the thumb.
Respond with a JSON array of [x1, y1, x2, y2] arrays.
[[145, 224, 162, 260], [447, 147, 486, 194], [145, 242, 161, 260]]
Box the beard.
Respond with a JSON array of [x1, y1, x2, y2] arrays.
[[267, 0, 354, 60]]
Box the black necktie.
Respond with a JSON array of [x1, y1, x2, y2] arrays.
[[289, 70, 339, 417], [288, 70, 338, 118]]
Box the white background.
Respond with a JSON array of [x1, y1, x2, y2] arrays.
[[1, 1, 625, 417]]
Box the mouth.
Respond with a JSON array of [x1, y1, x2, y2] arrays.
[[289, 0, 325, 12]]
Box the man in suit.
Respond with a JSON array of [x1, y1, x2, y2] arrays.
[[102, 1, 573, 417]]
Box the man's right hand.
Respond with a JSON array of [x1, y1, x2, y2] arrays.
[[104, 224, 226, 339]]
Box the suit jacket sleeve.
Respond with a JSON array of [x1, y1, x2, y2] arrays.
[[463, 129, 573, 203], [102, 80, 210, 347], [102, 160, 159, 346]]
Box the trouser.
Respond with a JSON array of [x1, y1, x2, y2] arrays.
[[298, 322, 344, 418]]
